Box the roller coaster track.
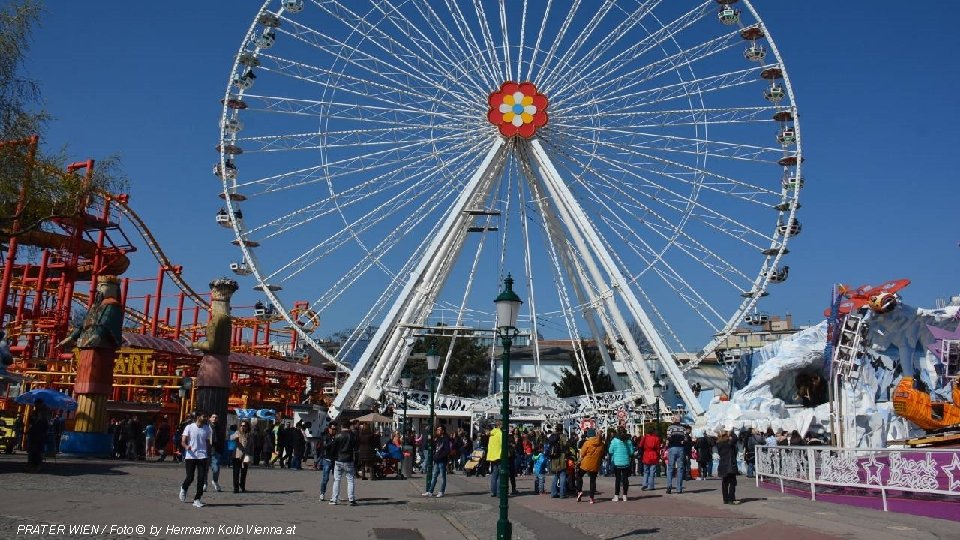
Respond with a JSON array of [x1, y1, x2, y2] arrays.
[[96, 189, 210, 310], [71, 291, 189, 337]]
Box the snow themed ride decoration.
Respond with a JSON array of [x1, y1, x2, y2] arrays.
[[706, 301, 960, 448]]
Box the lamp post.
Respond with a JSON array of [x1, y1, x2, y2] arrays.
[[423, 344, 440, 492], [400, 370, 412, 438], [653, 378, 663, 477], [494, 274, 522, 540], [400, 369, 412, 480]]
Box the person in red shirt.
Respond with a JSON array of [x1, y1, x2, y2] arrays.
[[522, 434, 533, 474], [639, 431, 661, 491]]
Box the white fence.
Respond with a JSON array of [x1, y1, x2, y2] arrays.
[[755, 445, 960, 511]]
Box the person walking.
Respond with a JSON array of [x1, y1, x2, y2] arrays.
[[743, 428, 763, 477], [485, 422, 503, 497], [329, 420, 358, 506], [639, 430, 661, 491], [547, 424, 570, 499], [697, 432, 715, 480], [154, 416, 170, 461], [208, 414, 224, 492], [231, 421, 251, 493], [576, 429, 603, 504], [179, 412, 213, 508], [665, 416, 686, 494], [608, 427, 634, 501], [262, 424, 275, 467], [716, 429, 740, 504], [25, 404, 48, 472], [532, 446, 546, 494], [357, 424, 377, 480], [422, 424, 450, 497], [318, 423, 338, 501]]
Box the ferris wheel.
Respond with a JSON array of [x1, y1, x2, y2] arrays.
[[216, 0, 803, 416]]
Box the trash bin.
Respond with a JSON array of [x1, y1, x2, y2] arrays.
[[402, 445, 414, 478]]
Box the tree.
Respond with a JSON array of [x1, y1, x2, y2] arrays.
[[552, 340, 615, 398], [407, 329, 490, 399], [1, 1, 127, 239]]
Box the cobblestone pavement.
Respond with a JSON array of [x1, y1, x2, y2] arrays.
[[0, 455, 956, 540]]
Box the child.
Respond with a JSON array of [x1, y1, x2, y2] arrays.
[[532, 446, 546, 495]]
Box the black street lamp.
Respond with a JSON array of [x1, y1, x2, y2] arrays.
[[494, 275, 522, 540], [400, 369, 412, 480], [400, 369, 412, 438], [423, 344, 440, 492], [653, 378, 663, 477]]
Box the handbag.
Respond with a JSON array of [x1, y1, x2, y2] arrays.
[[243, 455, 251, 464]]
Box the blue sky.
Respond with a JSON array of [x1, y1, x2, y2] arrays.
[[18, 1, 959, 349]]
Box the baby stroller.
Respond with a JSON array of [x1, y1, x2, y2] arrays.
[[464, 449, 485, 477], [376, 442, 403, 479]]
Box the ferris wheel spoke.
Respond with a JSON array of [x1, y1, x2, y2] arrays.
[[553, 105, 781, 128], [308, 183, 463, 310], [497, 0, 512, 85], [470, 0, 505, 82], [598, 215, 725, 329], [570, 156, 760, 286], [523, 0, 552, 82], [439, 0, 501, 85], [237, 94, 476, 124], [276, 16, 482, 108], [234, 125, 470, 154], [541, 0, 662, 94], [537, 0, 618, 92], [547, 0, 712, 100], [311, 0, 484, 106], [541, 136, 765, 281], [235, 131, 483, 197], [551, 131, 781, 203], [564, 143, 778, 252], [245, 138, 486, 239], [559, 65, 770, 114], [256, 52, 477, 115], [410, 0, 499, 88], [554, 25, 743, 108], [270, 142, 487, 287], [563, 126, 785, 164], [530, 0, 583, 85], [356, 0, 493, 99]]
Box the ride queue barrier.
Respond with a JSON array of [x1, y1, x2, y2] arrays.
[[755, 445, 960, 512]]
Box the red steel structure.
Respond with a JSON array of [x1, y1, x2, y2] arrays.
[[0, 137, 330, 427]]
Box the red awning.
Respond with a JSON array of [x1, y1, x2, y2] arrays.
[[121, 333, 331, 379], [228, 351, 332, 380], [122, 333, 198, 357]]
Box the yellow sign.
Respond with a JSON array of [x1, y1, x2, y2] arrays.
[[113, 349, 156, 376]]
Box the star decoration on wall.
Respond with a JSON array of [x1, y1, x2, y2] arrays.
[[862, 455, 885, 485], [941, 452, 960, 491], [926, 322, 960, 361]]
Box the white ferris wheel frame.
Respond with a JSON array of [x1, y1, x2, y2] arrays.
[[216, 0, 803, 419]]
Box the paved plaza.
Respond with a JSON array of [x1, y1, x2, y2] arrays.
[[0, 455, 955, 540]]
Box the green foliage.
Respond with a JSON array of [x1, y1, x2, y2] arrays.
[[0, 1, 128, 239], [552, 340, 616, 398], [408, 328, 489, 399]]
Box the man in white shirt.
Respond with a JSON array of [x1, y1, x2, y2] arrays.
[[179, 412, 213, 508]]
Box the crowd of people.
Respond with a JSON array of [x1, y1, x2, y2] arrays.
[[15, 402, 823, 510]]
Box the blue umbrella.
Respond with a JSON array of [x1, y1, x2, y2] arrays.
[[15, 388, 78, 411]]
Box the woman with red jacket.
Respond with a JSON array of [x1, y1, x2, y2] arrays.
[[640, 431, 661, 491]]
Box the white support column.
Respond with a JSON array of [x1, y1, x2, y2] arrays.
[[331, 139, 507, 416], [528, 140, 704, 416]]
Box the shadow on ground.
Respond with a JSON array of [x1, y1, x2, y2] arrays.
[[0, 460, 129, 476]]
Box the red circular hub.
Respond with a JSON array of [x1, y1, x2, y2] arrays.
[[487, 81, 548, 138]]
